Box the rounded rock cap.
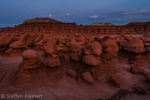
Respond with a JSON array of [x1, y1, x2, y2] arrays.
[[22, 50, 39, 59]]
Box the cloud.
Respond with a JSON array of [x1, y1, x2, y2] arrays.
[[49, 14, 52, 17], [123, 9, 149, 15], [90, 15, 98, 19], [66, 13, 71, 16]]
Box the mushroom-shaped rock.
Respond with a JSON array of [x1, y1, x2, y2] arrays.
[[101, 39, 119, 60], [9, 41, 27, 50], [19, 33, 35, 47], [82, 72, 94, 84], [44, 36, 57, 56], [67, 70, 76, 78], [43, 56, 61, 68], [124, 38, 145, 53], [21, 50, 41, 69], [102, 39, 118, 53], [82, 54, 100, 66], [83, 41, 102, 56], [0, 35, 12, 53], [144, 73, 150, 82], [70, 39, 76, 52], [5, 41, 28, 56], [0, 35, 12, 47]]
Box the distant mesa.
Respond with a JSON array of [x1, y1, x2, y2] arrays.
[[90, 22, 114, 26], [23, 17, 59, 23]]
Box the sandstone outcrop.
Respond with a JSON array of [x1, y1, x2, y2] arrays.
[[1, 18, 150, 35], [101, 39, 119, 60], [67, 70, 76, 78], [21, 50, 41, 69], [5, 41, 28, 56], [124, 38, 145, 53], [43, 55, 61, 68], [82, 72, 94, 84], [0, 35, 13, 53]]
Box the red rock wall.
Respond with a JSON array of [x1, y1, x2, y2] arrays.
[[1, 21, 150, 34]]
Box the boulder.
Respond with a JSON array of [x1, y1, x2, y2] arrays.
[[5, 41, 28, 56], [19, 33, 35, 47], [110, 75, 120, 86], [102, 35, 111, 41], [43, 55, 61, 68], [21, 50, 41, 69], [70, 53, 81, 61], [124, 38, 145, 53], [0, 35, 13, 53], [75, 37, 85, 44], [101, 39, 119, 60], [9, 41, 27, 50], [130, 65, 144, 74], [44, 36, 57, 55], [67, 70, 76, 78], [82, 72, 94, 84], [83, 41, 102, 56], [82, 54, 100, 66]]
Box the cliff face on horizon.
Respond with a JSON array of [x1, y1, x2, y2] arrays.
[[1, 18, 150, 34]]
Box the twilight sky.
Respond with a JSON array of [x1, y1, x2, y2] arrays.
[[0, 0, 150, 27]]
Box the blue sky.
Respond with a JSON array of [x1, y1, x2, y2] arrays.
[[0, 0, 150, 27]]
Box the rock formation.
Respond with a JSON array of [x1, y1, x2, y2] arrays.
[[21, 50, 41, 69], [1, 18, 150, 35]]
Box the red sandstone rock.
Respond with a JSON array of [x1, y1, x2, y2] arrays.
[[130, 65, 144, 74], [101, 39, 119, 60], [82, 72, 94, 84], [83, 41, 102, 56], [110, 75, 120, 88], [102, 35, 111, 41], [34, 34, 43, 44], [82, 54, 100, 66], [144, 73, 150, 82], [1, 18, 150, 35], [9, 41, 27, 50], [43, 56, 61, 68], [70, 53, 81, 61], [21, 50, 41, 69], [0, 35, 13, 53], [19, 33, 35, 47], [5, 41, 28, 56], [124, 38, 145, 53], [44, 36, 57, 56], [67, 70, 76, 78]]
